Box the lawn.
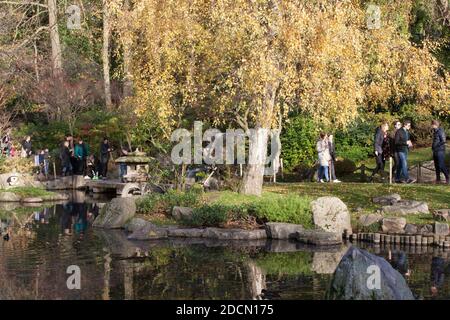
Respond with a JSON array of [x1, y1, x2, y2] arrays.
[[0, 186, 55, 198], [265, 182, 450, 226]]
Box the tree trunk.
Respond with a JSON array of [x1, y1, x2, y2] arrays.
[[102, 0, 112, 109], [122, 0, 133, 98], [240, 128, 268, 196], [47, 0, 62, 77]]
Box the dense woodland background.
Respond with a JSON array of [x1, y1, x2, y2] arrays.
[[0, 0, 449, 179]]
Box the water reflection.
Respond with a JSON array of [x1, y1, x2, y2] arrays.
[[0, 197, 449, 300]]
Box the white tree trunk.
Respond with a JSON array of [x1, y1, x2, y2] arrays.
[[47, 0, 62, 76], [240, 128, 269, 196], [102, 0, 112, 109]]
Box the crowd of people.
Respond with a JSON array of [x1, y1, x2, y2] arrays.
[[60, 135, 116, 180], [316, 119, 449, 184], [1, 130, 131, 181]]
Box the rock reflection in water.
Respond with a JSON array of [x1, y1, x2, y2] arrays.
[[0, 199, 449, 300]]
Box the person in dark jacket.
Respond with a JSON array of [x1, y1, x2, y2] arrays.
[[371, 122, 389, 180], [389, 121, 402, 176], [99, 137, 111, 179], [60, 141, 72, 176], [394, 120, 414, 183], [431, 120, 449, 184], [21, 136, 32, 158], [327, 135, 341, 183]]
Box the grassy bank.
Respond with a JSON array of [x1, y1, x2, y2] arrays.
[[0, 187, 55, 198], [266, 182, 450, 226], [137, 181, 449, 229], [136, 189, 314, 229]]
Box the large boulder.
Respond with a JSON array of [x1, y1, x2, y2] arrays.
[[311, 197, 352, 236], [434, 222, 449, 236], [0, 192, 21, 202], [358, 214, 382, 227], [93, 197, 136, 228], [265, 222, 304, 239], [372, 194, 401, 206], [171, 206, 194, 221], [21, 197, 43, 203], [0, 173, 43, 189], [167, 228, 206, 238], [127, 223, 169, 240], [382, 217, 406, 233], [125, 217, 151, 233], [404, 224, 418, 235], [326, 247, 414, 300], [433, 209, 449, 222], [295, 229, 342, 246], [382, 200, 429, 215], [202, 228, 267, 240]]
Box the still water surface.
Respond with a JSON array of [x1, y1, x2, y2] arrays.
[[0, 197, 449, 300]]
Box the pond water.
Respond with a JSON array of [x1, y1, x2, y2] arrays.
[[0, 195, 449, 300]]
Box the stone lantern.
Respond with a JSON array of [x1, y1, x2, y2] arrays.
[[114, 150, 151, 183]]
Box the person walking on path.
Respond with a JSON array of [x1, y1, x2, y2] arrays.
[[431, 120, 449, 184], [394, 120, 414, 184], [327, 134, 341, 183], [60, 141, 72, 176], [370, 122, 389, 181], [316, 133, 331, 183], [99, 137, 111, 179]]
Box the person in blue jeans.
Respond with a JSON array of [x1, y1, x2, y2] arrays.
[[316, 133, 331, 183], [394, 120, 414, 183], [431, 120, 449, 184]]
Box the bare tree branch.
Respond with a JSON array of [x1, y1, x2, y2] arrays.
[[0, 1, 47, 8]]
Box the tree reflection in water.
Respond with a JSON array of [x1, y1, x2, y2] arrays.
[[0, 201, 449, 300]]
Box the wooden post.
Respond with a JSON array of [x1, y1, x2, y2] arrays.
[[417, 162, 421, 183], [389, 157, 392, 184], [53, 161, 57, 180], [280, 158, 284, 180], [239, 164, 243, 177]]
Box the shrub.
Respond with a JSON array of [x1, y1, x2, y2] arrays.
[[247, 194, 313, 228], [189, 204, 229, 227], [136, 188, 203, 214]]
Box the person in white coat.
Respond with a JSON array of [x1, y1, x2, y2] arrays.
[[317, 133, 331, 183]]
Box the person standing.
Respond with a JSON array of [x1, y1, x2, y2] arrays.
[[60, 141, 72, 176], [21, 136, 32, 158], [99, 137, 111, 179], [74, 138, 88, 176], [327, 134, 341, 183], [65, 134, 76, 174], [43, 148, 50, 177], [431, 120, 449, 184], [371, 122, 389, 181], [394, 120, 414, 183], [316, 133, 331, 183], [390, 121, 402, 177]]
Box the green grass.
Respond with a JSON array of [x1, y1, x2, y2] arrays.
[[266, 182, 449, 226], [0, 187, 55, 198], [205, 191, 314, 228]]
